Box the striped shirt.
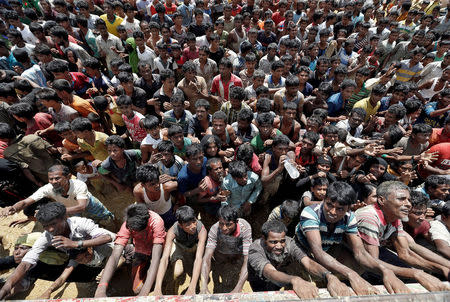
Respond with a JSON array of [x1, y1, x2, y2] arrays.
[[206, 218, 252, 255], [395, 59, 423, 82], [355, 203, 405, 246], [296, 203, 358, 252]]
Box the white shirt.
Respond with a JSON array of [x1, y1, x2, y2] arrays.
[[30, 179, 92, 208], [429, 219, 450, 246], [141, 132, 163, 149], [137, 45, 156, 71], [19, 24, 38, 44], [122, 17, 141, 37]]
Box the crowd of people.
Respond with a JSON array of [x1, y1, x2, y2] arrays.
[[0, 0, 449, 299]]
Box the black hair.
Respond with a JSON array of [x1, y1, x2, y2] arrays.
[[326, 181, 356, 206], [285, 75, 300, 87], [272, 134, 290, 148], [83, 57, 101, 70], [212, 110, 227, 123], [358, 183, 377, 202], [52, 79, 73, 93], [228, 160, 248, 178], [442, 202, 450, 217], [36, 88, 62, 103], [175, 205, 196, 224], [93, 96, 109, 112], [142, 115, 160, 130], [12, 48, 29, 64], [206, 157, 222, 173], [425, 175, 450, 191], [271, 60, 285, 71], [256, 112, 274, 126], [136, 163, 160, 184], [116, 95, 133, 106], [8, 102, 35, 119], [0, 122, 15, 139], [125, 203, 150, 231], [70, 117, 93, 132], [217, 204, 239, 223], [256, 98, 271, 112], [168, 124, 183, 137], [412, 123, 432, 135], [117, 72, 134, 84], [195, 99, 210, 111], [351, 107, 367, 120], [50, 26, 69, 40], [160, 69, 175, 82], [261, 220, 287, 238], [36, 202, 67, 224], [219, 58, 232, 69], [255, 85, 269, 97], [372, 84, 387, 96], [54, 121, 72, 133], [236, 143, 254, 165], [387, 104, 406, 120], [279, 199, 299, 219], [201, 134, 222, 153], [157, 140, 175, 153], [303, 131, 320, 145], [410, 190, 429, 208], [230, 86, 246, 101], [237, 108, 253, 123], [312, 177, 329, 187], [403, 99, 422, 115], [46, 59, 69, 73], [341, 79, 357, 90], [105, 135, 126, 149], [186, 143, 203, 158], [322, 125, 339, 135]]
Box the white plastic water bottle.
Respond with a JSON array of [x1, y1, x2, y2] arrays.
[[284, 160, 300, 179]]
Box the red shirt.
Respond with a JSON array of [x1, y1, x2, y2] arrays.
[[404, 220, 430, 239], [295, 146, 317, 167], [419, 143, 450, 178], [26, 112, 53, 135], [164, 3, 177, 15], [115, 210, 166, 256], [272, 12, 285, 25], [182, 47, 199, 62], [231, 5, 242, 16], [429, 128, 450, 147], [211, 73, 243, 101]]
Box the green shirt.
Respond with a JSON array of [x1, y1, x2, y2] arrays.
[[251, 129, 282, 155]]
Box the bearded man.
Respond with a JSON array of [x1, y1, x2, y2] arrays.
[[247, 220, 352, 299]]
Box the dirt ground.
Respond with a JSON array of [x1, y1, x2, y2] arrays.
[[0, 179, 260, 299]]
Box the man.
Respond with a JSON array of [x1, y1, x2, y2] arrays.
[[188, 99, 212, 142], [274, 75, 306, 125], [0, 202, 114, 299], [248, 220, 354, 299], [297, 181, 410, 295], [153, 206, 207, 295], [162, 91, 194, 136], [336, 108, 366, 146], [200, 205, 251, 294], [95, 18, 124, 72], [353, 84, 387, 122], [0, 165, 113, 224], [177, 143, 207, 201], [95, 203, 165, 297], [211, 58, 243, 102], [356, 181, 450, 291], [177, 61, 209, 112]]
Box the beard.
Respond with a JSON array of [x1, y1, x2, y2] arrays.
[[266, 249, 287, 264], [52, 185, 65, 195]]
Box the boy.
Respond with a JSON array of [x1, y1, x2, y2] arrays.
[[244, 69, 265, 102], [429, 202, 450, 259], [197, 158, 227, 217], [71, 117, 109, 161], [116, 95, 147, 144], [301, 177, 329, 208], [168, 125, 192, 160], [93, 95, 126, 135], [55, 121, 94, 162], [251, 113, 282, 155], [274, 102, 301, 144], [153, 206, 207, 295], [220, 86, 251, 124], [98, 135, 141, 191], [36, 88, 79, 126], [152, 140, 185, 181], [239, 52, 257, 88], [267, 199, 300, 229], [141, 115, 162, 163], [162, 92, 193, 136]]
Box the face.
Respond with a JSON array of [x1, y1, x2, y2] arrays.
[[264, 231, 287, 263], [349, 113, 364, 129], [219, 65, 231, 78], [195, 14, 203, 24], [429, 184, 450, 200], [161, 28, 170, 39], [317, 163, 330, 172], [369, 163, 386, 178], [199, 50, 208, 62], [48, 170, 70, 194], [172, 101, 184, 116], [139, 64, 152, 81], [298, 71, 309, 83], [273, 144, 289, 159], [170, 132, 184, 147], [258, 123, 273, 138], [180, 220, 198, 235], [382, 189, 411, 220], [13, 245, 31, 263], [143, 180, 160, 193], [118, 104, 133, 117], [209, 161, 224, 181], [97, 24, 108, 36], [412, 132, 431, 145], [323, 199, 349, 224], [301, 138, 315, 151], [324, 133, 338, 146], [41, 217, 67, 236], [312, 184, 327, 201], [187, 152, 204, 170], [196, 106, 207, 121], [283, 108, 296, 122], [212, 119, 226, 134], [407, 205, 427, 228], [253, 77, 264, 88], [205, 142, 218, 157], [160, 150, 175, 167], [341, 86, 355, 100], [364, 188, 378, 205], [230, 98, 242, 110], [219, 217, 236, 235], [163, 77, 175, 90], [107, 144, 124, 161]]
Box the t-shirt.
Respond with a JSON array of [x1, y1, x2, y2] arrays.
[[197, 175, 221, 202], [248, 237, 306, 285], [296, 203, 358, 252], [177, 157, 207, 193], [98, 150, 141, 186], [394, 137, 429, 156], [115, 210, 166, 256], [355, 203, 406, 246], [429, 219, 450, 246], [404, 220, 430, 239], [429, 128, 450, 147], [210, 74, 243, 101], [22, 217, 114, 265], [141, 132, 162, 149], [70, 96, 97, 118], [122, 111, 147, 143], [251, 129, 282, 154], [206, 218, 252, 255], [48, 104, 78, 123], [77, 131, 109, 161], [173, 137, 192, 159], [173, 220, 204, 249]]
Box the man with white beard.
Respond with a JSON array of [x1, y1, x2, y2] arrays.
[[247, 220, 352, 299]]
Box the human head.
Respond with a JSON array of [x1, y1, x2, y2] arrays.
[[125, 203, 150, 231], [228, 160, 248, 186], [377, 181, 411, 220], [105, 135, 126, 161], [261, 220, 288, 262], [217, 204, 239, 235], [322, 181, 356, 223], [175, 206, 198, 235], [36, 202, 68, 236], [410, 123, 432, 145], [206, 157, 224, 182], [157, 140, 176, 167], [425, 176, 450, 200], [407, 190, 429, 229], [256, 113, 274, 138], [279, 199, 299, 226], [186, 143, 204, 171]]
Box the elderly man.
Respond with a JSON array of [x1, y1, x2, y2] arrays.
[[356, 181, 450, 292], [248, 220, 353, 299], [0, 165, 113, 225], [0, 202, 114, 299]]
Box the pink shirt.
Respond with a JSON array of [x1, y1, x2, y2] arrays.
[[115, 210, 166, 256], [211, 74, 243, 101], [122, 111, 147, 142]]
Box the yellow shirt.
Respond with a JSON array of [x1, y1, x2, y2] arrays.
[[353, 97, 381, 122], [77, 131, 109, 160], [100, 14, 123, 37], [107, 96, 125, 127]]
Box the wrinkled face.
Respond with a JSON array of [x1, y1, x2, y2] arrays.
[[48, 170, 70, 194], [13, 245, 31, 263], [170, 132, 184, 147], [42, 217, 67, 236], [209, 160, 224, 180], [382, 189, 411, 220], [187, 152, 204, 170], [369, 163, 386, 178], [407, 205, 427, 229], [312, 184, 327, 201], [264, 231, 287, 262], [212, 119, 226, 134], [323, 199, 349, 224], [107, 144, 124, 161], [143, 180, 160, 193], [219, 217, 236, 235], [180, 220, 198, 235]]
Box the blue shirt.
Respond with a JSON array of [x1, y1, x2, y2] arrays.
[[418, 101, 448, 128], [295, 203, 358, 252], [326, 92, 345, 117], [177, 157, 207, 194], [177, 4, 194, 27], [221, 171, 262, 208]]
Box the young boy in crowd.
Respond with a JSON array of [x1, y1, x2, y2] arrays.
[[116, 95, 147, 145], [267, 199, 300, 230], [168, 124, 192, 160], [141, 115, 162, 164], [301, 177, 329, 208]]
